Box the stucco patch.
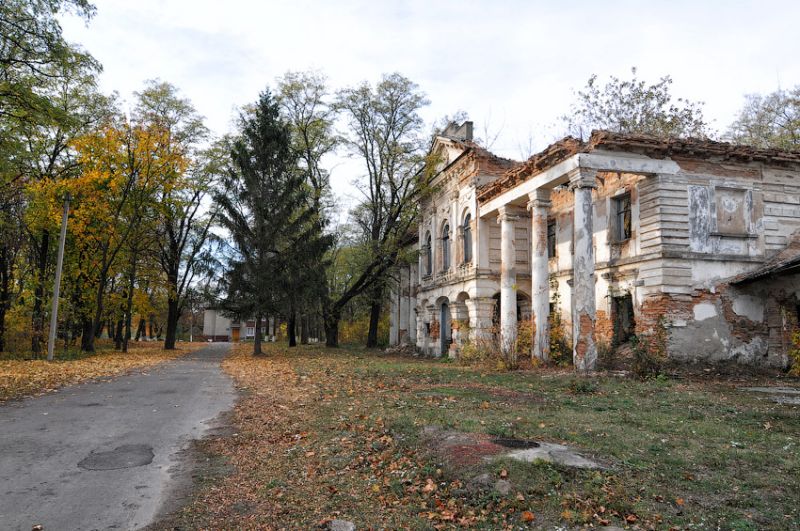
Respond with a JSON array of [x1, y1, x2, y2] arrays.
[[693, 302, 717, 321], [732, 295, 765, 323]]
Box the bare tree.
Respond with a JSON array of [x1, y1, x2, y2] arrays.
[[323, 73, 431, 348]]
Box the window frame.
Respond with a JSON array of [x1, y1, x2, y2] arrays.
[[424, 231, 432, 276], [441, 223, 450, 271], [546, 219, 557, 258], [613, 193, 632, 243], [462, 213, 472, 264]]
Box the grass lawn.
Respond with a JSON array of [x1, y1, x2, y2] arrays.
[[165, 342, 800, 530], [0, 341, 206, 402]]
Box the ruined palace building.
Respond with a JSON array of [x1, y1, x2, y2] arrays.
[[389, 122, 800, 370]]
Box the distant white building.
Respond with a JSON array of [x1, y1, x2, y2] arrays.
[[202, 310, 232, 341]]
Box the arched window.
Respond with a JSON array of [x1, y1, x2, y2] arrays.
[[425, 232, 432, 276], [442, 224, 450, 270], [463, 214, 472, 264]]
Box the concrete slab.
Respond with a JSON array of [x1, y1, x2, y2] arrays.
[[499, 442, 605, 469]]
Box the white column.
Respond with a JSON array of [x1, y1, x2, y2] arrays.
[[389, 280, 399, 346], [570, 169, 597, 372], [399, 268, 409, 343], [408, 264, 417, 346], [528, 188, 551, 361], [498, 207, 519, 356]]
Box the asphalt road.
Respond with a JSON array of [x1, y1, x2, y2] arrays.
[[0, 342, 236, 531]]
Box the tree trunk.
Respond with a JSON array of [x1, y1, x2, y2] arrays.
[[31, 230, 50, 354], [324, 308, 340, 348], [253, 313, 263, 356], [148, 314, 155, 340], [114, 317, 123, 350], [135, 318, 146, 341], [80, 318, 94, 351], [0, 245, 10, 353], [0, 305, 6, 352], [122, 257, 136, 353], [107, 319, 115, 341], [164, 297, 180, 349], [366, 299, 381, 348], [288, 311, 297, 347], [300, 314, 309, 345]]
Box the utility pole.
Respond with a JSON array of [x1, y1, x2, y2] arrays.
[[47, 193, 70, 361]]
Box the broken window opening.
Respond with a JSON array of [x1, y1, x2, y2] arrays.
[[424, 232, 432, 276], [547, 219, 557, 258], [463, 214, 472, 264], [614, 194, 632, 242], [441, 223, 451, 271]]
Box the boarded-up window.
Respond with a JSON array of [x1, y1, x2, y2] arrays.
[[715, 187, 747, 235], [688, 185, 712, 253]]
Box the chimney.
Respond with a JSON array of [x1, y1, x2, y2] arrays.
[[442, 120, 473, 141]]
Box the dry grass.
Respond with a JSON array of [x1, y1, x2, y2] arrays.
[[0, 341, 205, 402], [164, 342, 800, 530]]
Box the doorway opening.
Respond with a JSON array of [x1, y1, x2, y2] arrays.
[[611, 293, 635, 346]]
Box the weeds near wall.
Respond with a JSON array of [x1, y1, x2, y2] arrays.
[[789, 329, 800, 376], [596, 340, 615, 370], [548, 290, 572, 366], [630, 317, 668, 379]]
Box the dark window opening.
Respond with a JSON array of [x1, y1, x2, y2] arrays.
[[463, 214, 472, 264], [614, 194, 632, 242], [547, 220, 557, 258], [611, 293, 635, 346], [442, 224, 450, 270], [424, 232, 432, 276]]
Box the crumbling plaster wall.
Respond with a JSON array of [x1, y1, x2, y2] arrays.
[[634, 158, 800, 367]]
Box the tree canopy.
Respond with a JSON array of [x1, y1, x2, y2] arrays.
[[563, 67, 708, 140]]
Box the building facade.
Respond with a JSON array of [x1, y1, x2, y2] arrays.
[[389, 123, 800, 370]]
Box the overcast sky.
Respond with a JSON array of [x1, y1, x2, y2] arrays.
[[60, 0, 800, 212]]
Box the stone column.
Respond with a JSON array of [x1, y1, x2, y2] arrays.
[[399, 270, 409, 343], [389, 282, 399, 346], [528, 188, 551, 361], [425, 303, 438, 356], [465, 297, 496, 343], [408, 264, 418, 346], [570, 169, 597, 371], [498, 207, 519, 356], [415, 307, 426, 350]]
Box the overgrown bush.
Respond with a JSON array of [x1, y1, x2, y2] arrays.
[[596, 339, 614, 370], [548, 307, 572, 367], [568, 378, 600, 394], [630, 317, 668, 379], [789, 329, 800, 376], [339, 313, 389, 346], [458, 338, 496, 366]]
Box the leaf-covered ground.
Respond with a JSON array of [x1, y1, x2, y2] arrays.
[[0, 342, 204, 402], [164, 342, 800, 530]]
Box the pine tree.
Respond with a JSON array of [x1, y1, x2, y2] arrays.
[[215, 90, 314, 355]]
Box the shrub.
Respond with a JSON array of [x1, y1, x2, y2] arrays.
[[630, 317, 668, 379], [596, 339, 614, 370], [569, 378, 600, 394], [789, 329, 800, 376], [547, 288, 573, 366]]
